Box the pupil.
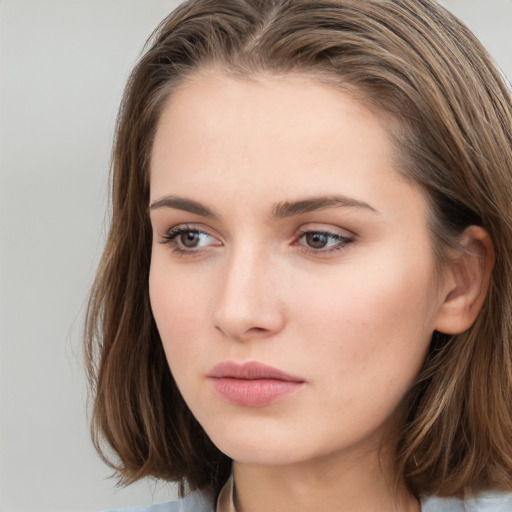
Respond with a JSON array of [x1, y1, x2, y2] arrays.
[[306, 233, 328, 249], [181, 232, 199, 248]]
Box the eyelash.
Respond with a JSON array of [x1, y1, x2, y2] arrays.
[[159, 225, 215, 256], [294, 229, 354, 256], [159, 225, 354, 257]]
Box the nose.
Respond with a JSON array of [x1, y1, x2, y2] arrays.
[[211, 244, 286, 341]]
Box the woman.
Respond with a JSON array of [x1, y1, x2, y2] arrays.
[[85, 0, 512, 511]]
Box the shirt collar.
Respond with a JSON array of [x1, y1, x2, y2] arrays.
[[216, 473, 236, 512]]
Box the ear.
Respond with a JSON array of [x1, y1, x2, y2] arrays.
[[435, 226, 494, 335]]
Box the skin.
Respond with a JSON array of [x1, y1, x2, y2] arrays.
[[148, 70, 460, 512]]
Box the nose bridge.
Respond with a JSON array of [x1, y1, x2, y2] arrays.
[[212, 239, 284, 339]]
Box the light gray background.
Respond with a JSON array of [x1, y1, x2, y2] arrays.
[[0, 1, 510, 511]]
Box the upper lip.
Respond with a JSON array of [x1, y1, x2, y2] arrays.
[[208, 361, 304, 382]]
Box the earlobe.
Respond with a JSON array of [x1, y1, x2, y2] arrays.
[[434, 226, 494, 335]]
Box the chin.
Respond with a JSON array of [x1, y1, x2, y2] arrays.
[[203, 420, 307, 466], [215, 439, 302, 466]]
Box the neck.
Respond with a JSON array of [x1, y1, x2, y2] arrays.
[[232, 449, 420, 512]]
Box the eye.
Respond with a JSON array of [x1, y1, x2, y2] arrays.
[[159, 225, 220, 255], [303, 232, 332, 249], [176, 230, 207, 248], [296, 229, 354, 254]]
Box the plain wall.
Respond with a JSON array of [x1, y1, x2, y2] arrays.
[[0, 1, 510, 511]]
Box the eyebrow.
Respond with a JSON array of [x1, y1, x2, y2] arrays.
[[149, 195, 215, 217], [149, 194, 379, 218], [271, 195, 379, 218]]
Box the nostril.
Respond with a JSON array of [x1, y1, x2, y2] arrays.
[[211, 285, 286, 340]]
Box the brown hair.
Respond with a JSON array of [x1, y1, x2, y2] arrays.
[[84, 0, 512, 499]]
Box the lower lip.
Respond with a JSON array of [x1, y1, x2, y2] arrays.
[[209, 377, 304, 407]]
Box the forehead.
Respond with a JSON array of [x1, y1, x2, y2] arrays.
[[150, 71, 404, 200]]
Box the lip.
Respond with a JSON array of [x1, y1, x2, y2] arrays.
[[207, 361, 305, 407]]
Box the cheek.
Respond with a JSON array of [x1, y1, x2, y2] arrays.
[[285, 270, 435, 442], [290, 255, 438, 383], [148, 255, 207, 362]]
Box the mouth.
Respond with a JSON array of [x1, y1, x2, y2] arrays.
[[207, 361, 305, 407]]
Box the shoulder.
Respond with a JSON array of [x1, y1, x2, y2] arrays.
[[102, 489, 214, 512], [422, 490, 512, 512]]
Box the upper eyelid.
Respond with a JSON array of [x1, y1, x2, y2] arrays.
[[296, 226, 352, 234], [158, 223, 355, 238], [296, 223, 356, 238], [163, 225, 217, 240], [161, 223, 218, 237], [296, 230, 352, 240]]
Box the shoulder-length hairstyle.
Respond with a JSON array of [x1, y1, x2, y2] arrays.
[[85, 0, 512, 499]]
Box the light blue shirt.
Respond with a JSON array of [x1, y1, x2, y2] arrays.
[[105, 489, 512, 512]]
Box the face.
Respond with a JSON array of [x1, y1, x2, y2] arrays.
[[149, 71, 448, 467]]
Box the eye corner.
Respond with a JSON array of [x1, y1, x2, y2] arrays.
[[294, 226, 355, 257]]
